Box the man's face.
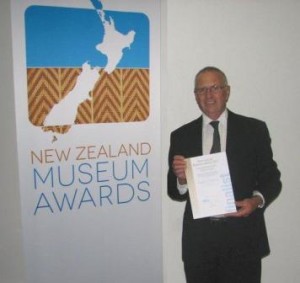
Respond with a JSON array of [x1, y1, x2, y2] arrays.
[[194, 71, 230, 120]]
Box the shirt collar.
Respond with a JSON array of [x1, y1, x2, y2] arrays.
[[202, 109, 228, 126]]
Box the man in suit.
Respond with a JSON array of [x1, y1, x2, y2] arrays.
[[168, 66, 281, 283]]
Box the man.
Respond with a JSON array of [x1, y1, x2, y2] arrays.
[[167, 66, 281, 283]]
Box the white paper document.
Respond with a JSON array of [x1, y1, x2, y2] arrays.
[[185, 152, 236, 219]]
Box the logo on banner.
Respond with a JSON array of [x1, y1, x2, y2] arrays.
[[22, 0, 153, 215], [25, 0, 149, 135]]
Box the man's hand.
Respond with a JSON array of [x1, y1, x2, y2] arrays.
[[172, 155, 187, 184], [227, 196, 263, 218]]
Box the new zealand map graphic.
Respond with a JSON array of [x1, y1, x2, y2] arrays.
[[25, 0, 149, 134]]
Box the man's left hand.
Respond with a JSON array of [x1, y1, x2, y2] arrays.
[[227, 196, 263, 217]]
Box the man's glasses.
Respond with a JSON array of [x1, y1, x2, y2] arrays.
[[194, 85, 227, 96]]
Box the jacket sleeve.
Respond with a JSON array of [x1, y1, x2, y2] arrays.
[[255, 122, 282, 207], [167, 131, 188, 201]]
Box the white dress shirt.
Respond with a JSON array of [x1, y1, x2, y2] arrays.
[[202, 110, 227, 155]]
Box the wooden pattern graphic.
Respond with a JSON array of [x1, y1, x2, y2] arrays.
[[27, 67, 149, 133]]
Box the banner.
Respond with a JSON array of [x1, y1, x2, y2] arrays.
[[11, 0, 161, 282]]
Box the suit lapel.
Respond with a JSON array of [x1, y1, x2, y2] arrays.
[[226, 111, 245, 159], [226, 111, 236, 155], [188, 117, 203, 157]]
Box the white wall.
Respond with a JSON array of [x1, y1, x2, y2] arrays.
[[1, 0, 300, 282], [162, 0, 300, 283]]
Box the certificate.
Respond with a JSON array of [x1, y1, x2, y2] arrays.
[[185, 152, 236, 219]]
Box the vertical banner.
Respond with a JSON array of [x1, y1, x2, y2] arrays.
[[11, 0, 161, 282]]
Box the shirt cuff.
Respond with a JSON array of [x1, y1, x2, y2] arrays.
[[177, 179, 188, 195], [253, 190, 265, 208]]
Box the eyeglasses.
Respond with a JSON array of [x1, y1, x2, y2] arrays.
[[194, 85, 227, 96]]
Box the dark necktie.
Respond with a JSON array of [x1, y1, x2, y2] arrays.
[[210, 121, 221, 153]]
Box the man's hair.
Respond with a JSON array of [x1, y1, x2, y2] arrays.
[[194, 66, 228, 88]]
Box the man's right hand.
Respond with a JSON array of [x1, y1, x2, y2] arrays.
[[172, 155, 187, 184]]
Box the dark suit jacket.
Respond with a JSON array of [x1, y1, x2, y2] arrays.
[[167, 110, 281, 264]]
